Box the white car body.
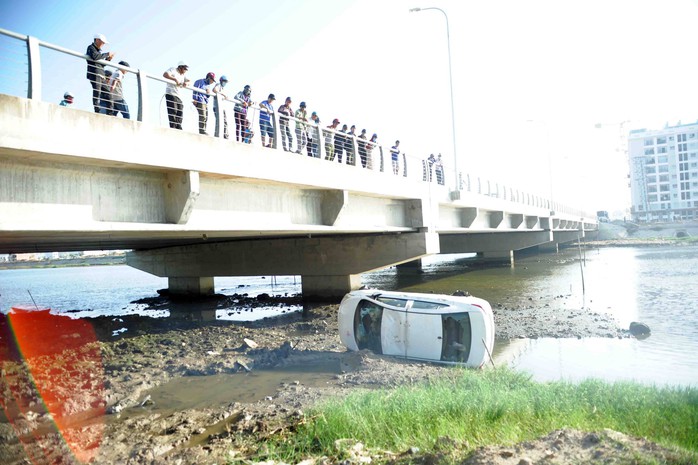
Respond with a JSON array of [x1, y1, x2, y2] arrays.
[[338, 289, 495, 368]]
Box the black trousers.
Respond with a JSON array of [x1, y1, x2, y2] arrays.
[[165, 94, 183, 130]]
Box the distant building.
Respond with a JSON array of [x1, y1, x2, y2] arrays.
[[628, 122, 698, 222]]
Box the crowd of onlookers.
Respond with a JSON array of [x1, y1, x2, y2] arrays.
[[75, 33, 444, 183]]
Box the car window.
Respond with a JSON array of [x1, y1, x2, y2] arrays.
[[375, 297, 408, 308], [411, 300, 448, 310], [354, 299, 383, 352], [440, 312, 472, 363]]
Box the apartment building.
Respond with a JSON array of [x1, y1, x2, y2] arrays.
[[627, 122, 698, 222]]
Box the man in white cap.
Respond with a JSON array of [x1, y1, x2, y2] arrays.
[[162, 61, 191, 130], [85, 33, 114, 113]]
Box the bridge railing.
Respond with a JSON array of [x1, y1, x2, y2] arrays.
[[0, 28, 596, 222]]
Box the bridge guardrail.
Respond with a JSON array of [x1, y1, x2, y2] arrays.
[[0, 27, 596, 222]]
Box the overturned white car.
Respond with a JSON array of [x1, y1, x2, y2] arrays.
[[338, 289, 495, 368]]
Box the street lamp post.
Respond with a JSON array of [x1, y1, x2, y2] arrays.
[[409, 7, 459, 197]]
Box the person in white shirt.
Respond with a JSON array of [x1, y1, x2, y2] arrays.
[[110, 61, 130, 119], [162, 61, 191, 130], [213, 75, 229, 138]]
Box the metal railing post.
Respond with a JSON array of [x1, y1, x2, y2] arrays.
[[136, 69, 148, 122], [27, 36, 42, 100], [213, 94, 221, 138]]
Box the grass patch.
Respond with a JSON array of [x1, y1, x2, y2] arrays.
[[258, 368, 698, 462]]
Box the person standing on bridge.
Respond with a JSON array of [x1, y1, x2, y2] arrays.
[[234, 85, 253, 142], [308, 111, 320, 157], [101, 69, 114, 115], [435, 153, 445, 185], [193, 72, 216, 135], [213, 75, 230, 139], [390, 140, 401, 175], [294, 101, 309, 154], [335, 123, 348, 163], [163, 61, 191, 130], [59, 91, 74, 107], [109, 61, 131, 119], [277, 97, 294, 151], [345, 125, 357, 165], [366, 133, 378, 170], [259, 93, 276, 148], [85, 34, 114, 114], [357, 128, 368, 168], [324, 118, 340, 161]]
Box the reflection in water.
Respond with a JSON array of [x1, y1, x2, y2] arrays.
[[494, 337, 698, 387]]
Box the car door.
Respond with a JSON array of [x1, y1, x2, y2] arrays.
[[404, 300, 447, 361], [374, 296, 410, 357]]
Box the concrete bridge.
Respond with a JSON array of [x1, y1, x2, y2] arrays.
[[0, 29, 597, 298]]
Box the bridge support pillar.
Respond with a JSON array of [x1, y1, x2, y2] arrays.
[[301, 274, 362, 299], [168, 277, 215, 295], [478, 250, 514, 265]]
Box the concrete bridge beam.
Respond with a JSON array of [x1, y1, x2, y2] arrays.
[[553, 229, 584, 244], [438, 230, 553, 254], [127, 231, 440, 299]]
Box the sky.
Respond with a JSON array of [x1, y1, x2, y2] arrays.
[[3, 0, 698, 217]]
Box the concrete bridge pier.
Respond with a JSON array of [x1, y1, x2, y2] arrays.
[[168, 277, 215, 295], [478, 250, 514, 265], [301, 274, 362, 299]]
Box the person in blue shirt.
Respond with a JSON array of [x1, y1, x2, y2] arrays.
[[259, 93, 276, 148], [193, 72, 216, 135], [390, 140, 401, 175]]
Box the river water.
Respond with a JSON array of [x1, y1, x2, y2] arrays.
[[1, 245, 697, 388]]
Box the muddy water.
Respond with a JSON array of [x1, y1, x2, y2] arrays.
[[117, 359, 341, 421]]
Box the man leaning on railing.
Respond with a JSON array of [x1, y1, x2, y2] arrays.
[[193, 72, 216, 135], [162, 61, 191, 130], [259, 93, 276, 148], [277, 97, 294, 151]]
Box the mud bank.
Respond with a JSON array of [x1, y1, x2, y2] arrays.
[[1, 287, 649, 465]]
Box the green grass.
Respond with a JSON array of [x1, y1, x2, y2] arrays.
[[257, 368, 698, 462]]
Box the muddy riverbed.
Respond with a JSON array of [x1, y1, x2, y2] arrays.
[[0, 289, 688, 464]]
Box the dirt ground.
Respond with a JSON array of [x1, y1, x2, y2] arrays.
[[2, 285, 693, 465]]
